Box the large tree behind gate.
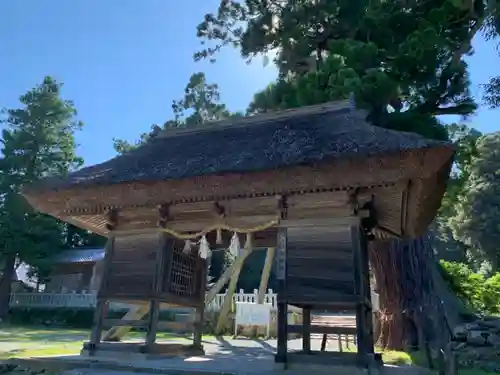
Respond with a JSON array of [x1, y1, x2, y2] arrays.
[[0, 77, 85, 318], [450, 132, 500, 269], [194, 0, 495, 349]]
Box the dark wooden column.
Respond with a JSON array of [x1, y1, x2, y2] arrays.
[[275, 227, 288, 364], [145, 233, 171, 351], [89, 235, 115, 353], [193, 255, 208, 350], [302, 307, 311, 353], [350, 223, 375, 366]]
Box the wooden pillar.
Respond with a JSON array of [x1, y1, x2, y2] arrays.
[[252, 247, 276, 338], [89, 235, 115, 352], [194, 254, 208, 349], [257, 247, 276, 304], [350, 223, 375, 366], [145, 233, 170, 351], [302, 307, 311, 353], [215, 243, 248, 335], [275, 227, 288, 364]]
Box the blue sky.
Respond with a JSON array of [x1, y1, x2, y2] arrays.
[[0, 1, 498, 166]]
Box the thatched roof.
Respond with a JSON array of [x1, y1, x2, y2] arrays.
[[24, 99, 449, 194], [21, 99, 455, 239]]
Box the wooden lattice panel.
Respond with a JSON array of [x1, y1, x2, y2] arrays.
[[161, 242, 205, 305], [100, 233, 158, 299], [169, 249, 197, 296]]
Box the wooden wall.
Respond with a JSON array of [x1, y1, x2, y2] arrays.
[[100, 233, 157, 299], [98, 233, 205, 307], [285, 225, 356, 308]]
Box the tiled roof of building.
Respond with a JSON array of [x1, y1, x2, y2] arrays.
[[52, 248, 105, 264]]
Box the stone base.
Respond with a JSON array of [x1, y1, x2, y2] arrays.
[[81, 341, 204, 359], [7, 356, 431, 375]]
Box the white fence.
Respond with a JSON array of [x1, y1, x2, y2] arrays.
[[9, 289, 379, 312], [9, 289, 279, 311]]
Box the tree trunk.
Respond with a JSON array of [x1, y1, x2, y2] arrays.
[[0, 253, 16, 319], [369, 237, 465, 351]]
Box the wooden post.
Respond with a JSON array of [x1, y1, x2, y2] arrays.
[[194, 255, 208, 349], [257, 247, 276, 304], [302, 307, 311, 353], [320, 334, 328, 352], [350, 223, 375, 367], [251, 247, 276, 338], [145, 234, 170, 351], [89, 236, 115, 352], [275, 227, 288, 365], [215, 244, 248, 335], [193, 307, 204, 348]]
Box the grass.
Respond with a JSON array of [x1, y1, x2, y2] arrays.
[[0, 325, 198, 360], [0, 344, 83, 360]]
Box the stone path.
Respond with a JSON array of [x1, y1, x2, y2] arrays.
[[10, 337, 430, 375]]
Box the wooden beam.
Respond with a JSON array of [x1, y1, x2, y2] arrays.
[[89, 236, 115, 351], [193, 306, 204, 349], [275, 227, 288, 365], [145, 234, 170, 350], [205, 246, 254, 304], [280, 214, 365, 229], [350, 223, 375, 367], [102, 304, 150, 341], [103, 319, 194, 331], [193, 257, 208, 349], [215, 245, 249, 335], [248, 246, 277, 338], [71, 192, 366, 237], [288, 324, 357, 335], [206, 229, 276, 250], [302, 308, 311, 353], [257, 247, 276, 304]]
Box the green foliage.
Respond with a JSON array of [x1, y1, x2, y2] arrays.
[[195, 0, 499, 273], [431, 124, 482, 262], [449, 132, 500, 268], [0, 77, 83, 271], [113, 72, 243, 154], [0, 77, 103, 314], [197, 0, 484, 126], [440, 260, 500, 314], [484, 76, 500, 109]]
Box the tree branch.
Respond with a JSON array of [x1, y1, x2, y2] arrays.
[[418, 18, 485, 115], [431, 103, 477, 116]]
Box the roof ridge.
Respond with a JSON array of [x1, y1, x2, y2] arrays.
[[156, 98, 356, 139]]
